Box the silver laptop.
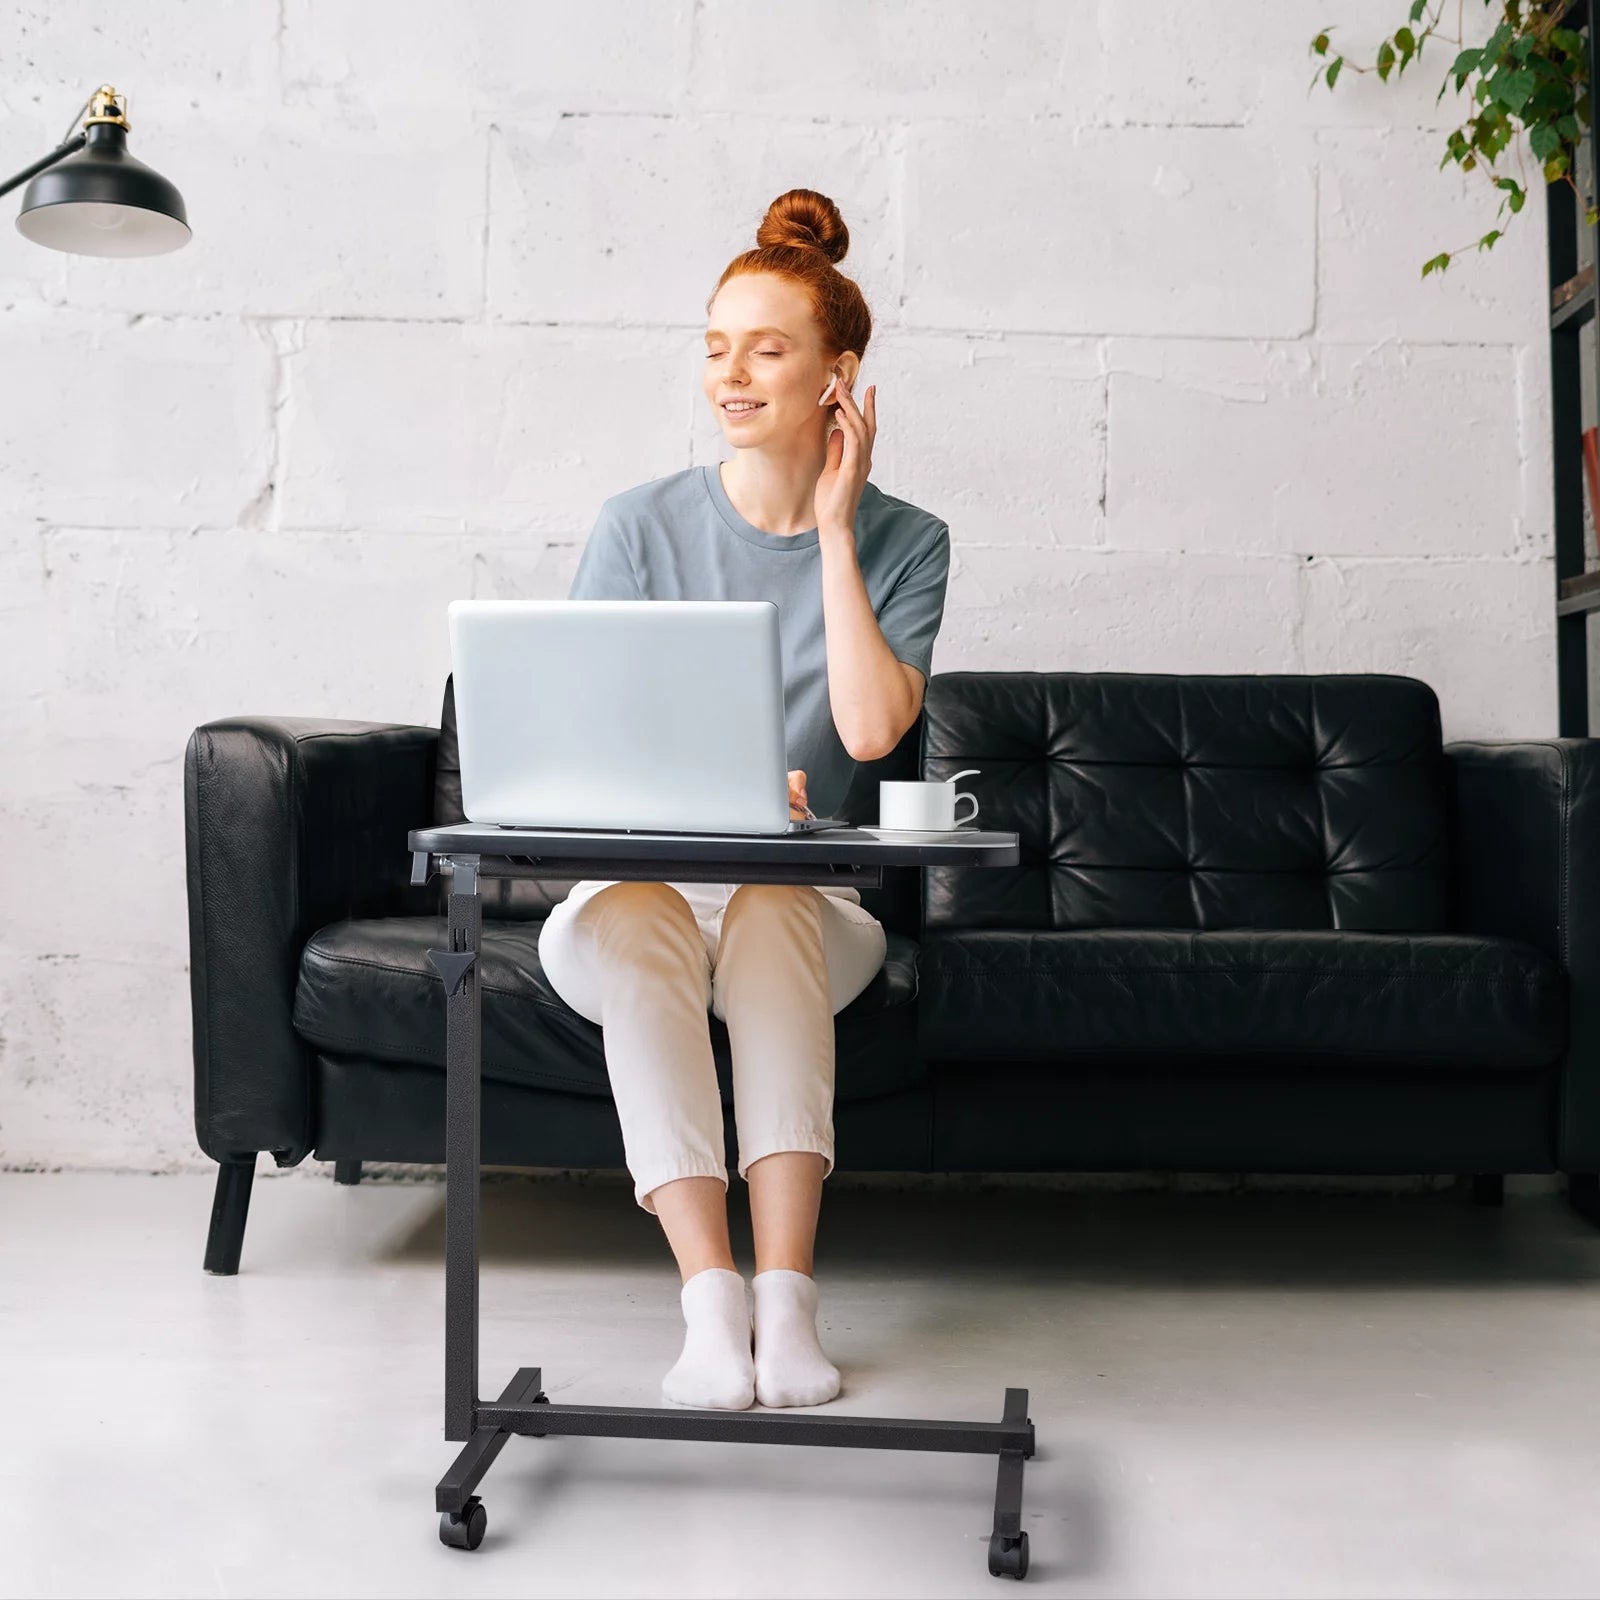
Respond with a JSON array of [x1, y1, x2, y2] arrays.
[[446, 599, 851, 835]]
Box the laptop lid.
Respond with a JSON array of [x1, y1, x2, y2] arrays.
[[446, 599, 795, 833]]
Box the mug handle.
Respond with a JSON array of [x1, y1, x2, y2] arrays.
[[948, 768, 981, 828]]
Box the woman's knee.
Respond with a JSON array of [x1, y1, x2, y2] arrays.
[[724, 882, 821, 922], [577, 881, 710, 977], [580, 879, 698, 935]]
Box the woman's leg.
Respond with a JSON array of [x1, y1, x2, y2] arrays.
[[539, 879, 754, 1408], [711, 884, 886, 1406], [712, 884, 835, 1257], [712, 883, 887, 1268], [542, 880, 734, 1280], [746, 1151, 826, 1276], [650, 1176, 737, 1283]]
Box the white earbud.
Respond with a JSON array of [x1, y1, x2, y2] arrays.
[[818, 372, 838, 406]]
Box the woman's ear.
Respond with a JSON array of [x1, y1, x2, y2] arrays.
[[820, 356, 861, 406]]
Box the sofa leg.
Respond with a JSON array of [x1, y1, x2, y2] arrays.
[[333, 1159, 363, 1186], [203, 1156, 256, 1275], [1566, 1174, 1600, 1225], [1469, 1173, 1505, 1207]]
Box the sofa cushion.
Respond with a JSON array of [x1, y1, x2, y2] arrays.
[[921, 673, 1452, 933], [292, 914, 923, 1104], [917, 929, 1566, 1068]]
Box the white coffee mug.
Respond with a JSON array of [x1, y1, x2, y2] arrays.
[[879, 770, 982, 830]]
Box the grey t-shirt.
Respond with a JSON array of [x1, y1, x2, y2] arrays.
[[567, 462, 950, 820]]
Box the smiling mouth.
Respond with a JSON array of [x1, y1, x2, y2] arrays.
[[723, 402, 766, 414]]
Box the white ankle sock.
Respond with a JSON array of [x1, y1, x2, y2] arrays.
[[751, 1268, 841, 1408], [661, 1267, 755, 1410]]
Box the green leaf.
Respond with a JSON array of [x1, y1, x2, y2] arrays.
[[1545, 154, 1569, 182], [1531, 123, 1561, 161], [1312, 31, 1329, 56], [1478, 229, 1502, 251], [1587, 206, 1599, 227], [1491, 68, 1537, 114], [1377, 40, 1396, 81], [1422, 252, 1452, 277], [1326, 56, 1343, 90], [1558, 114, 1582, 141], [1451, 48, 1482, 76], [1409, 0, 1427, 21]]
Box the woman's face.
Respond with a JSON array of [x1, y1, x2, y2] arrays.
[[703, 273, 851, 444]]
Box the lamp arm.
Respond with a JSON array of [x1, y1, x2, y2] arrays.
[[0, 133, 88, 202]]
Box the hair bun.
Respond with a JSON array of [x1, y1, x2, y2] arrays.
[[755, 188, 849, 264]]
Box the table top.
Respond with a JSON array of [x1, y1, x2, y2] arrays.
[[408, 820, 1020, 867]]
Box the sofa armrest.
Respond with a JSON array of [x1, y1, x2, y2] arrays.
[[1444, 737, 1600, 1167], [184, 716, 440, 1168]]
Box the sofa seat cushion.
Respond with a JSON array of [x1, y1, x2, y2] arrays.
[[917, 929, 1565, 1069], [292, 915, 923, 1104]]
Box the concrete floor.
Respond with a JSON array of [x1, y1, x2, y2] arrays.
[[1, 1168, 1597, 1598]]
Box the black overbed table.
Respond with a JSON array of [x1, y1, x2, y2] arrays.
[[406, 820, 1035, 1580]]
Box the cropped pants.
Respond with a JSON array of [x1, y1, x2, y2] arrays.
[[536, 878, 889, 1214]]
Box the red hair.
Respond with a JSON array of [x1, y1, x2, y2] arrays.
[[707, 188, 874, 403]]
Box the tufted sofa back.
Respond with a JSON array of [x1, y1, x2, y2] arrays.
[[431, 674, 924, 935], [918, 672, 1451, 934]]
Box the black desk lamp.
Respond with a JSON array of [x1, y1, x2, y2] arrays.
[[2, 84, 189, 256]]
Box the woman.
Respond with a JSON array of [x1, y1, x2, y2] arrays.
[[537, 188, 950, 1411]]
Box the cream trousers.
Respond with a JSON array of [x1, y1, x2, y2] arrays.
[[536, 878, 889, 1213]]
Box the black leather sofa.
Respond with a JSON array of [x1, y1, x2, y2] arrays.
[[184, 670, 1600, 1273]]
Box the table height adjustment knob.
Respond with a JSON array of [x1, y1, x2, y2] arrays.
[[425, 949, 477, 997]]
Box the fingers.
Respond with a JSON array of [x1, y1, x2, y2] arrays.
[[834, 379, 874, 418], [832, 379, 876, 450]]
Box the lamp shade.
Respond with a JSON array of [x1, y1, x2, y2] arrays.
[[16, 121, 190, 258]]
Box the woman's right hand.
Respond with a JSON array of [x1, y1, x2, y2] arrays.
[[788, 768, 809, 820]]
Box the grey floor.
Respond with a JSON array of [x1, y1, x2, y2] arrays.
[[2, 1168, 1597, 1599]]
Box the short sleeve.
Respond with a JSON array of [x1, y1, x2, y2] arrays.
[[567, 500, 643, 600], [874, 520, 949, 680]]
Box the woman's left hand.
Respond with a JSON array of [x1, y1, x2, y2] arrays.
[[813, 372, 877, 537]]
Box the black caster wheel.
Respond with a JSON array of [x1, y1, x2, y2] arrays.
[[988, 1530, 1029, 1579], [439, 1496, 486, 1551]]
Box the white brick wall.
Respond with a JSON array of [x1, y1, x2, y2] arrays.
[[0, 0, 1563, 1169]]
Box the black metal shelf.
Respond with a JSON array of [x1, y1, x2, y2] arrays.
[[1558, 569, 1600, 615], [1551, 264, 1595, 332], [1546, 0, 1600, 732]]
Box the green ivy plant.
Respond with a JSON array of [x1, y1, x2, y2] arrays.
[[1311, 1, 1594, 276]]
